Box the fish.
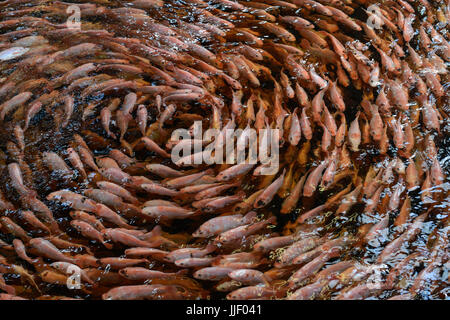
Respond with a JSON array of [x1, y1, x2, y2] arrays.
[[0, 46, 29, 60], [1, 216, 31, 242], [165, 244, 216, 263], [28, 238, 76, 264], [102, 229, 159, 248], [303, 161, 328, 197], [70, 220, 112, 249], [102, 284, 181, 300], [119, 267, 187, 281], [193, 212, 257, 238], [142, 206, 194, 219], [254, 170, 286, 208], [0, 91, 33, 120], [215, 216, 276, 244], [348, 112, 361, 151], [20, 210, 51, 234]]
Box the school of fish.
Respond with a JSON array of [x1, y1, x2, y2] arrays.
[[0, 0, 448, 300]]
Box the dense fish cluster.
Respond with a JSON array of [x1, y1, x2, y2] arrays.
[[0, 0, 448, 300]]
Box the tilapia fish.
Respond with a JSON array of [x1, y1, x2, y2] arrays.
[[0, 0, 448, 301]]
